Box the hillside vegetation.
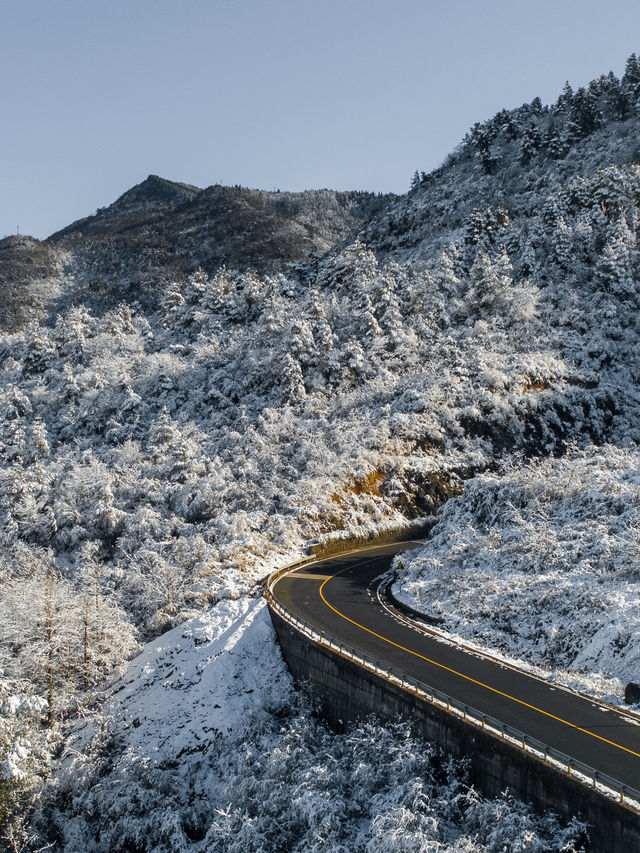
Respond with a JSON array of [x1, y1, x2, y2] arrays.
[[4, 54, 640, 852]]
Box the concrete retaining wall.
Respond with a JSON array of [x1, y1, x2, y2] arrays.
[[269, 607, 640, 853]]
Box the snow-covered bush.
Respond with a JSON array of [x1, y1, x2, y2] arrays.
[[395, 446, 640, 701]]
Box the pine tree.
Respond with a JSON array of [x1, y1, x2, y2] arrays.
[[519, 122, 542, 166], [287, 318, 317, 368], [555, 80, 574, 112], [355, 288, 382, 346], [184, 268, 208, 305], [520, 239, 539, 280], [340, 340, 366, 379], [566, 87, 603, 142], [54, 305, 92, 364], [371, 271, 404, 350], [203, 267, 234, 315], [622, 52, 640, 101], [471, 123, 499, 175], [29, 419, 50, 461], [258, 281, 285, 338], [595, 218, 636, 298], [22, 323, 56, 376], [308, 289, 335, 354], [433, 247, 461, 296], [327, 241, 378, 290], [91, 477, 123, 537], [552, 218, 574, 271], [161, 282, 185, 328], [282, 354, 306, 404], [467, 248, 513, 316], [545, 122, 568, 160]]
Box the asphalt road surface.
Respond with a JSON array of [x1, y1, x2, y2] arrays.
[[272, 542, 640, 793]]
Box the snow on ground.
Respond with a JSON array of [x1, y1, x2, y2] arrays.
[[34, 593, 585, 853], [394, 444, 640, 706], [100, 596, 290, 760]]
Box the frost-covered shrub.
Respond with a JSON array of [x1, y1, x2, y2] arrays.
[[39, 714, 584, 853], [396, 445, 640, 699]]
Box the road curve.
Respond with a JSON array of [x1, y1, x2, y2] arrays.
[[270, 542, 640, 795]]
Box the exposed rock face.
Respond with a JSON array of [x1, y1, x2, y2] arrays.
[[625, 682, 640, 704]]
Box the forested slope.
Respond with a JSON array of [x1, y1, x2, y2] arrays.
[[4, 54, 640, 852]]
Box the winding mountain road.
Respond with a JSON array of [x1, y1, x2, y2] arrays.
[[270, 542, 640, 795]]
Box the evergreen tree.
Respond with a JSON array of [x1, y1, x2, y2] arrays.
[[471, 123, 499, 175], [183, 268, 208, 305], [282, 354, 306, 404], [555, 80, 574, 112], [54, 305, 93, 364], [22, 324, 56, 376], [203, 267, 234, 315], [287, 318, 317, 369], [433, 247, 461, 296], [566, 87, 603, 142], [622, 52, 640, 101], [371, 271, 404, 350], [340, 340, 366, 379], [519, 122, 542, 166], [308, 288, 335, 354], [595, 218, 636, 298], [552, 217, 574, 271], [519, 239, 539, 280], [544, 122, 568, 160], [161, 282, 185, 328], [355, 288, 382, 346], [467, 248, 513, 316]]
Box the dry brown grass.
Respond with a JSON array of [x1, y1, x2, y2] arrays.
[[348, 469, 386, 497], [522, 376, 551, 393]]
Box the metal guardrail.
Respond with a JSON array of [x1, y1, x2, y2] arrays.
[[265, 566, 640, 814]]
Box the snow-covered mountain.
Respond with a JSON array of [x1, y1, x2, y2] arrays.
[[4, 53, 640, 852], [0, 177, 392, 332]]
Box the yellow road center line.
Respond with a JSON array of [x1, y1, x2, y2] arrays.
[[318, 574, 640, 760]]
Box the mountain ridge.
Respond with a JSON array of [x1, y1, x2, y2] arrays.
[[0, 178, 394, 331]]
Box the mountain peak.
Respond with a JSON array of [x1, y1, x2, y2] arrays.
[[106, 174, 202, 216]]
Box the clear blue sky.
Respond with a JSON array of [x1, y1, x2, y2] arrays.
[[2, 0, 640, 239]]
